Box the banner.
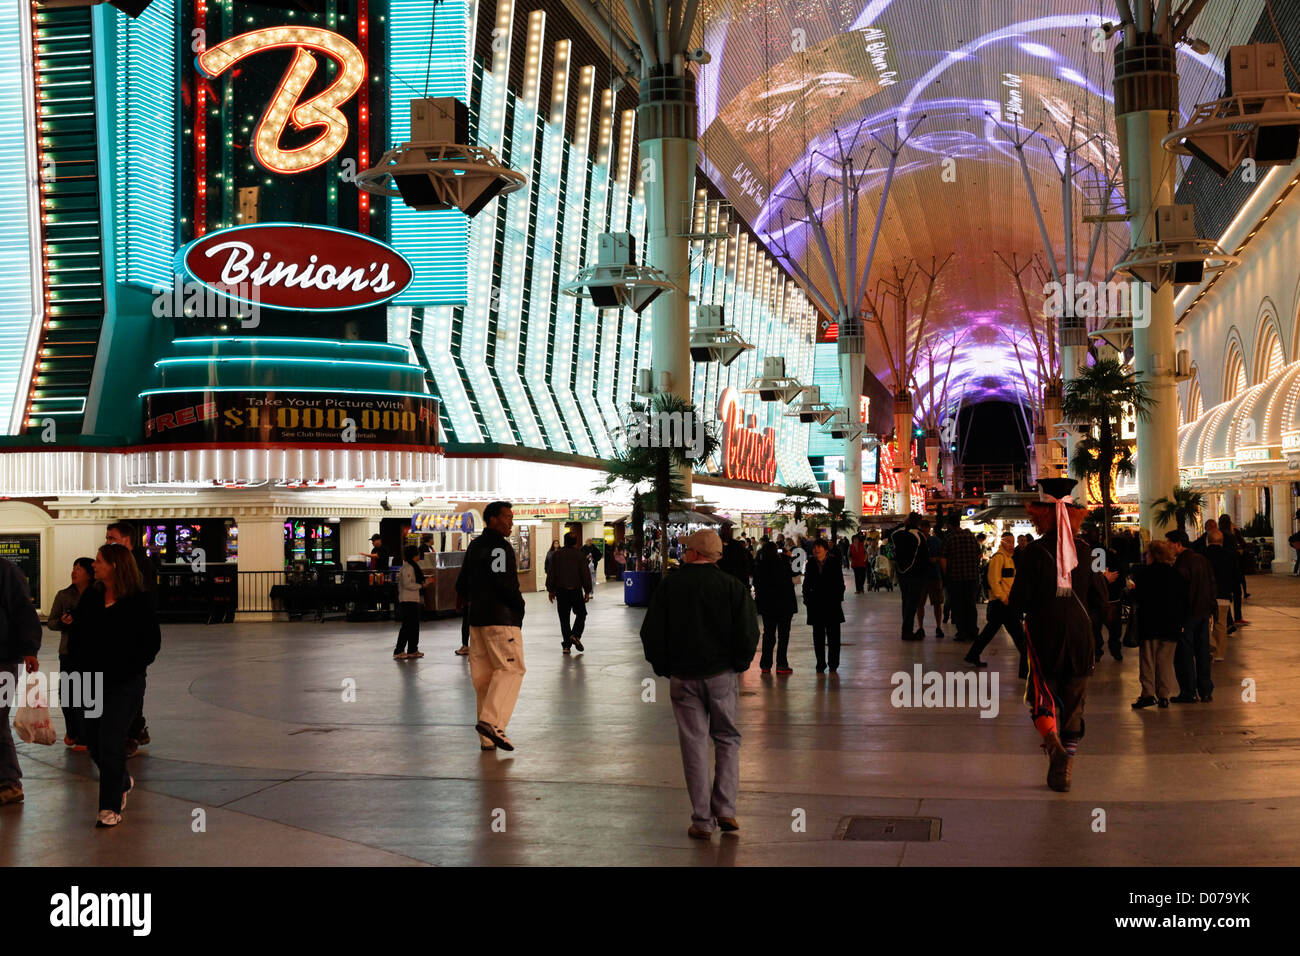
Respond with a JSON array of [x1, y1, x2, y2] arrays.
[[569, 506, 603, 522], [0, 535, 41, 609], [144, 391, 439, 447]]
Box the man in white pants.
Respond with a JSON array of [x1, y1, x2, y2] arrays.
[[455, 502, 526, 752]]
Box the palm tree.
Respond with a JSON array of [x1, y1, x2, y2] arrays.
[[1153, 487, 1206, 534], [594, 393, 719, 568], [810, 498, 858, 546], [773, 481, 825, 535], [1062, 359, 1153, 547]]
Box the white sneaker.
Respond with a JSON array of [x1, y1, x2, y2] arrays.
[[121, 775, 134, 812], [96, 810, 121, 828]]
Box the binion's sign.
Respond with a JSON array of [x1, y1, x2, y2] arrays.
[[717, 387, 777, 485], [177, 223, 413, 311]]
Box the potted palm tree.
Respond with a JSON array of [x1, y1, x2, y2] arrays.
[[1062, 358, 1153, 547], [1153, 487, 1206, 535], [594, 393, 719, 605]]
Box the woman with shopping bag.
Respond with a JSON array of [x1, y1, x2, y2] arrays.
[[68, 543, 161, 828]]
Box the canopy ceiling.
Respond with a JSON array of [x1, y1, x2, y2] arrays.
[[678, 0, 1268, 410]]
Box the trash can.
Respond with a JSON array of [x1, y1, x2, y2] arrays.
[[623, 570, 660, 606]]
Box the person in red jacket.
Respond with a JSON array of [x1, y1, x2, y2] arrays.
[[849, 533, 869, 593]]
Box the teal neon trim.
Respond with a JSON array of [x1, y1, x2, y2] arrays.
[[138, 386, 434, 399], [174, 336, 410, 353], [155, 357, 422, 373]]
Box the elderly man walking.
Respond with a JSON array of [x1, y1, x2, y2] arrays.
[[640, 529, 759, 840]]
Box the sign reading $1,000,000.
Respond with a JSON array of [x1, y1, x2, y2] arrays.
[[144, 392, 439, 447]]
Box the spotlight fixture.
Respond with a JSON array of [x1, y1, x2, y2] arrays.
[[89, 496, 101, 504], [1163, 44, 1300, 177], [380, 497, 392, 512], [357, 98, 526, 217], [561, 232, 675, 314], [821, 408, 871, 442], [1114, 204, 1239, 290], [689, 305, 753, 366], [742, 357, 803, 404], [784, 386, 836, 425], [408, 496, 424, 507]]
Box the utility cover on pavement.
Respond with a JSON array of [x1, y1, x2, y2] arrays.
[[835, 816, 941, 842]]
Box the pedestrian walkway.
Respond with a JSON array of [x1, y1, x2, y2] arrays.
[[4, 576, 1299, 865]]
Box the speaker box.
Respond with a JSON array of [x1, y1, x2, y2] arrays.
[[411, 98, 469, 143], [1172, 259, 1204, 285], [458, 178, 509, 218], [589, 285, 622, 310], [1254, 124, 1300, 165], [1183, 138, 1233, 178], [393, 174, 449, 211]]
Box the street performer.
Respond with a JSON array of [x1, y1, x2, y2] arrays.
[[1008, 477, 1107, 792]]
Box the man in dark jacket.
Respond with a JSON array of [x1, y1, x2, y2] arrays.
[[1008, 478, 1107, 793], [545, 533, 592, 654], [640, 529, 759, 840], [455, 502, 526, 751], [0, 557, 42, 805], [1204, 529, 1240, 660], [890, 513, 926, 641], [1167, 530, 1217, 702], [803, 538, 845, 673], [717, 525, 754, 589]]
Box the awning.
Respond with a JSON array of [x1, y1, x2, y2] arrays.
[[1177, 358, 1300, 484]]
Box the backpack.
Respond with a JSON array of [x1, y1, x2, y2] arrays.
[[891, 528, 922, 576]]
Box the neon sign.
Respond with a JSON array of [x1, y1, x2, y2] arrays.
[[717, 387, 777, 485], [198, 27, 366, 175]]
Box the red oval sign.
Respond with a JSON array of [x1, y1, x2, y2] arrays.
[[179, 223, 413, 311]]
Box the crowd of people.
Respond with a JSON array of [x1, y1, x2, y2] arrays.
[[0, 521, 161, 827], [0, 495, 1273, 840]]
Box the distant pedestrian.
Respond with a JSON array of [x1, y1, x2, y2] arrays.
[[69, 544, 161, 827], [45, 557, 95, 748], [916, 520, 945, 638], [1204, 530, 1239, 660], [0, 557, 42, 807], [546, 533, 592, 654], [849, 533, 869, 593], [803, 539, 845, 673], [717, 525, 755, 590], [454, 502, 526, 751], [1128, 540, 1184, 709], [965, 532, 1026, 674], [1166, 530, 1216, 703], [393, 546, 431, 659], [891, 514, 927, 641], [753, 541, 796, 674], [639, 529, 759, 840], [941, 515, 981, 642]]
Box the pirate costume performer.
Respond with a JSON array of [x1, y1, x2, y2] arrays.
[[1008, 477, 1107, 792]]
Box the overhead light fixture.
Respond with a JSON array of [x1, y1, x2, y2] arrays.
[[1114, 204, 1239, 290], [784, 385, 836, 424], [742, 356, 803, 404], [380, 497, 392, 512], [561, 232, 674, 314], [408, 496, 424, 507], [689, 304, 753, 366], [357, 98, 526, 217], [822, 408, 871, 442]]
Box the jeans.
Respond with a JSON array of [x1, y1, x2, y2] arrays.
[[394, 601, 420, 654], [812, 621, 841, 670], [899, 576, 924, 638], [947, 579, 979, 640], [83, 673, 146, 812], [1174, 616, 1213, 699], [969, 599, 1026, 673], [669, 671, 740, 830], [554, 588, 587, 647], [0, 661, 20, 786], [59, 655, 83, 742], [852, 566, 867, 592], [759, 613, 792, 669]]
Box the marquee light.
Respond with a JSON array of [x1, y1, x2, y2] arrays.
[[198, 27, 365, 175], [718, 387, 777, 485]]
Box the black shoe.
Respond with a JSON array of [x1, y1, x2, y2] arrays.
[[1158, 698, 1170, 708], [963, 655, 987, 668], [1200, 693, 1213, 702], [474, 721, 515, 751], [915, 628, 926, 640], [572, 637, 584, 652], [1131, 696, 1157, 709], [934, 628, 945, 639], [136, 727, 151, 746], [815, 666, 826, 673], [1169, 694, 1198, 704]]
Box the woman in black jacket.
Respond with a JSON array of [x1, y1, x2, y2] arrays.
[[802, 539, 846, 673], [45, 556, 95, 750], [1127, 539, 1186, 709], [69, 543, 161, 828], [753, 541, 797, 674]]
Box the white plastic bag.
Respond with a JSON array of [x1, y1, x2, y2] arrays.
[[13, 675, 57, 746]]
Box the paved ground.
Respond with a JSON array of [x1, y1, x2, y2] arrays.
[[4, 572, 1299, 866]]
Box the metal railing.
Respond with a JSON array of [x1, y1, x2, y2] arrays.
[[155, 568, 400, 624]]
